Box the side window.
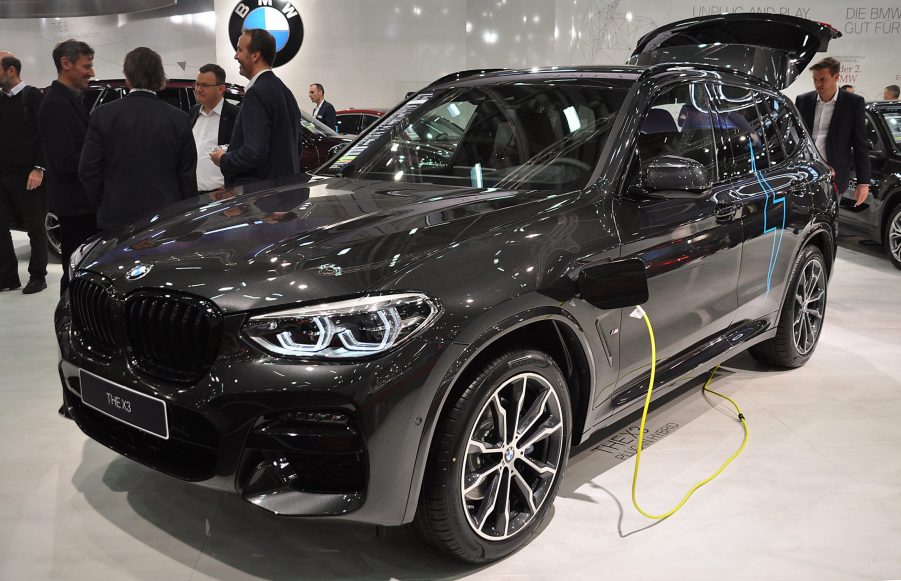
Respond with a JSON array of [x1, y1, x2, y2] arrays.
[[97, 88, 125, 108], [864, 114, 885, 154], [336, 114, 361, 135], [757, 96, 787, 167], [361, 114, 380, 129], [83, 88, 102, 113], [634, 83, 718, 182], [710, 84, 769, 179], [157, 88, 184, 111], [774, 101, 804, 157]]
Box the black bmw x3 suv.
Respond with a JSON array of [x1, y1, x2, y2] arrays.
[[56, 15, 839, 563]]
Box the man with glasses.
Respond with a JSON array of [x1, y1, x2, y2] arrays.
[[189, 64, 238, 193]]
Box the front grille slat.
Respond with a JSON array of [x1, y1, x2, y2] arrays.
[[69, 278, 222, 384]]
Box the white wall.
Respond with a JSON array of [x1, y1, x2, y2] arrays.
[[2, 0, 898, 106], [212, 0, 901, 113], [0, 6, 218, 89]]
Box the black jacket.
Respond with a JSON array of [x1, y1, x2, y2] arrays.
[[188, 99, 240, 145], [79, 91, 197, 230], [314, 99, 337, 131], [37, 81, 93, 216], [220, 71, 301, 187], [795, 90, 871, 193], [0, 84, 45, 172]]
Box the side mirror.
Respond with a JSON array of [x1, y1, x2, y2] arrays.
[[644, 155, 710, 192], [578, 258, 649, 310]]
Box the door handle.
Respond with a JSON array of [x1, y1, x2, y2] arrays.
[[714, 203, 737, 224]]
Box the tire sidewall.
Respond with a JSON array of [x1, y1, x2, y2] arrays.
[[884, 205, 901, 269], [779, 245, 827, 365], [440, 350, 572, 562]]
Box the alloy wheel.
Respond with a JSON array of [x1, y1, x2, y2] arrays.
[[792, 258, 826, 355], [888, 210, 901, 264], [45, 212, 62, 256], [461, 372, 564, 541]]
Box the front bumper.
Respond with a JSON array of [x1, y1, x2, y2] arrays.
[[56, 299, 458, 525]]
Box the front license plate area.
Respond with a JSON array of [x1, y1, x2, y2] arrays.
[[79, 370, 169, 439]]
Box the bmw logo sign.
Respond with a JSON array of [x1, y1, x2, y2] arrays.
[[229, 0, 305, 67], [126, 264, 153, 281]]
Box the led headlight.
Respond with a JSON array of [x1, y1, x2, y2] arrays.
[[242, 293, 440, 359], [69, 237, 102, 278]]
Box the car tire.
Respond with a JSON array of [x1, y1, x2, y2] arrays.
[[883, 204, 901, 270], [45, 212, 62, 258], [413, 349, 571, 563], [750, 245, 828, 368]]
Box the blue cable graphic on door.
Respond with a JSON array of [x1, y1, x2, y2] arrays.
[[748, 139, 786, 296]]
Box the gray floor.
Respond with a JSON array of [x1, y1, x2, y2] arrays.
[[1, 231, 900, 581]]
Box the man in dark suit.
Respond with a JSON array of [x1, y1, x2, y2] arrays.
[[210, 29, 301, 187], [795, 57, 870, 206], [308, 83, 336, 131], [189, 63, 238, 193], [79, 47, 197, 231], [37, 39, 98, 294], [0, 51, 48, 294]]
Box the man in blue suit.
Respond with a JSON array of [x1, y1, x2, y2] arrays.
[[211, 29, 301, 187], [308, 83, 337, 131]]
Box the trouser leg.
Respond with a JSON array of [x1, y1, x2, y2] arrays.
[[0, 173, 22, 287], [10, 176, 49, 281]]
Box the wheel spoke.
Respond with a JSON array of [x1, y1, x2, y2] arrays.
[[475, 469, 503, 531], [491, 394, 509, 447], [519, 455, 557, 477], [515, 389, 550, 443], [495, 469, 512, 536], [510, 377, 527, 444], [519, 418, 563, 451], [468, 439, 503, 455], [464, 461, 503, 496], [511, 467, 538, 514]]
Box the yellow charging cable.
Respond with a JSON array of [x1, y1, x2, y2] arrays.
[[629, 305, 749, 520]]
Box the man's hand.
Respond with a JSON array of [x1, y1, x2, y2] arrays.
[[26, 169, 43, 190], [853, 183, 869, 206], [209, 147, 225, 167]]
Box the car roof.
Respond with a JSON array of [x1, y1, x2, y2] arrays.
[[868, 101, 901, 111]]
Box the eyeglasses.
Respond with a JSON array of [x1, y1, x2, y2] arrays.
[[194, 83, 224, 89]]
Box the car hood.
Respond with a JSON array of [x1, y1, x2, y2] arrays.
[[81, 176, 573, 312], [629, 14, 841, 90]]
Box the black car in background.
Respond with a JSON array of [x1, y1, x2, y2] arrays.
[[838, 101, 901, 268], [56, 15, 839, 563], [29, 80, 352, 256]]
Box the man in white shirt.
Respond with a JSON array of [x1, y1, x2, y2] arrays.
[[189, 64, 238, 193], [795, 57, 870, 206], [308, 83, 336, 131]]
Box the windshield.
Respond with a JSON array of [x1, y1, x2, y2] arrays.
[[301, 110, 340, 137], [321, 83, 628, 192]]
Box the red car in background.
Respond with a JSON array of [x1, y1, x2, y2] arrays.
[[335, 108, 386, 135]]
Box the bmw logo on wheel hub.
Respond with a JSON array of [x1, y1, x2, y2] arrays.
[[229, 0, 304, 67]]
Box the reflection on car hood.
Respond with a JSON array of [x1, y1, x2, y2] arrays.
[[82, 176, 573, 312]]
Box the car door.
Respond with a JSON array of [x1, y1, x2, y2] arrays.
[[609, 80, 742, 406], [839, 111, 889, 232], [707, 83, 807, 321]]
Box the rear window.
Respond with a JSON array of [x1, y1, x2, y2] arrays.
[[321, 83, 628, 192]]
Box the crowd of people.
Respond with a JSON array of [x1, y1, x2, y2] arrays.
[[0, 28, 335, 296]]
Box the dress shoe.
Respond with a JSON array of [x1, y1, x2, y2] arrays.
[[22, 278, 47, 294]]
